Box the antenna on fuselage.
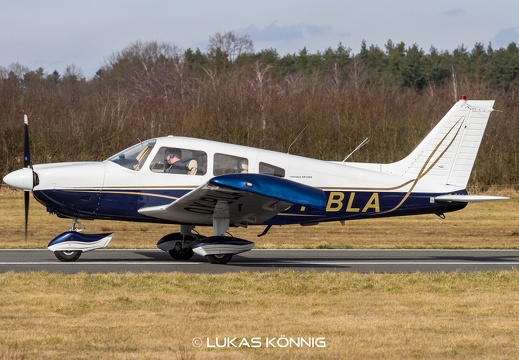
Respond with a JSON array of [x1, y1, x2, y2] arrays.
[[342, 137, 369, 163], [287, 124, 308, 154]]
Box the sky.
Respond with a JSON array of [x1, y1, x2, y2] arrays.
[[2, 0, 519, 78]]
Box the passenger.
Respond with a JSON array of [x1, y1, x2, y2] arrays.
[[164, 148, 187, 174]]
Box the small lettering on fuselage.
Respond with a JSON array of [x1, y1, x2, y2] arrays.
[[325, 191, 380, 213], [289, 175, 313, 179]]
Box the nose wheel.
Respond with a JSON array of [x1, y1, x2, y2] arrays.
[[54, 250, 82, 262]]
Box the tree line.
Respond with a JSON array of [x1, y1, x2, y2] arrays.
[[1, 34, 518, 189]]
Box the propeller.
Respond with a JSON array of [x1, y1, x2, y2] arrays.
[[2, 115, 36, 241], [23, 115, 31, 241]]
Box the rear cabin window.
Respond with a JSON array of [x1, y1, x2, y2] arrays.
[[213, 154, 248, 175], [150, 147, 207, 175], [259, 162, 285, 177]]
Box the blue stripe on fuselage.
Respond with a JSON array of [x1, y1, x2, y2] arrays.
[[33, 188, 468, 224], [34, 188, 188, 222]]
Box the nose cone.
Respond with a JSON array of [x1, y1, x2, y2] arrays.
[[3, 168, 34, 190]]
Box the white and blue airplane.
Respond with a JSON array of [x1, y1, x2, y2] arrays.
[[2, 96, 509, 264]]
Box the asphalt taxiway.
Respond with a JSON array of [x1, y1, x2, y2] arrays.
[[1, 249, 519, 274]]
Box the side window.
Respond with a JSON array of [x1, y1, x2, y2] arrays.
[[213, 153, 248, 175], [259, 162, 285, 177], [150, 147, 207, 175]]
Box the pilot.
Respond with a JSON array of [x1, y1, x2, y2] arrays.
[[164, 148, 187, 174]]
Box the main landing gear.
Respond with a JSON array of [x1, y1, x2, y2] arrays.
[[205, 254, 233, 264], [157, 224, 255, 265], [156, 227, 203, 261]]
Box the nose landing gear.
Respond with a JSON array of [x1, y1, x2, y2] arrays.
[[48, 218, 114, 262]]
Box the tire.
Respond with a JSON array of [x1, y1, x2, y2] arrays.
[[205, 254, 233, 264], [168, 247, 194, 260], [54, 250, 82, 262]]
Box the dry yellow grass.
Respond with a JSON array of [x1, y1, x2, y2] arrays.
[[1, 271, 519, 359], [0, 187, 517, 249]]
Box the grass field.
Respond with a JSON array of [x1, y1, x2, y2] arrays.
[[0, 188, 518, 359], [1, 271, 519, 359]]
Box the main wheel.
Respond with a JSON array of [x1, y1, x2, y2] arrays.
[[168, 247, 194, 260], [54, 250, 82, 262], [205, 254, 233, 264]]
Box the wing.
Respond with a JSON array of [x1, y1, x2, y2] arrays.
[[138, 173, 327, 226]]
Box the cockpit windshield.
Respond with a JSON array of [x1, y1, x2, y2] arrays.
[[107, 139, 156, 170]]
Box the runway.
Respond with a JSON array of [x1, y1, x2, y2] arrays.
[[1, 249, 519, 273]]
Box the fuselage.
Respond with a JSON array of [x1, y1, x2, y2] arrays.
[[22, 135, 466, 226]]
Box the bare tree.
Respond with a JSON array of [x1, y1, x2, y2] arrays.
[[106, 41, 183, 69], [250, 62, 272, 145], [1, 62, 30, 79], [63, 64, 84, 80], [103, 41, 184, 101], [208, 31, 254, 62]]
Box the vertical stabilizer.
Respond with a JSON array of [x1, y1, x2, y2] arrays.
[[392, 97, 495, 187]]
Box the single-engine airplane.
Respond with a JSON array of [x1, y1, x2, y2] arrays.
[[2, 96, 509, 264]]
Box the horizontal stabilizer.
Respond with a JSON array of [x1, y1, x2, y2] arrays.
[[435, 195, 509, 203]]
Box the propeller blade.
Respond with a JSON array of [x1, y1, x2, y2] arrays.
[[23, 114, 31, 241], [24, 190, 29, 241], [23, 115, 30, 168]]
